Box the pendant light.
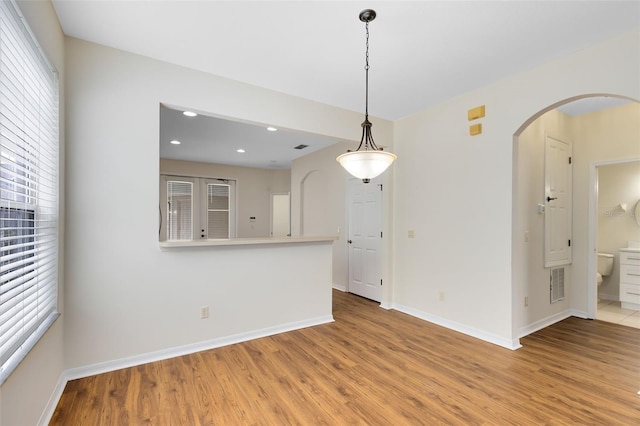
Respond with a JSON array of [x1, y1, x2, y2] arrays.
[[337, 9, 396, 184]]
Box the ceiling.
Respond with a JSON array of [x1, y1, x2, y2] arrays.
[[159, 106, 337, 169], [51, 1, 639, 167], [555, 96, 632, 117]]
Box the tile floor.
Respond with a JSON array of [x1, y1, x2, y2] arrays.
[[597, 300, 640, 329]]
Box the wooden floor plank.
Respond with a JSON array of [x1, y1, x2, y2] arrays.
[[50, 290, 640, 425]]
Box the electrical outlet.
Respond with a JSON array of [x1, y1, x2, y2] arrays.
[[524, 296, 529, 307], [408, 230, 415, 238], [524, 231, 529, 242], [200, 306, 209, 319], [439, 291, 445, 301]]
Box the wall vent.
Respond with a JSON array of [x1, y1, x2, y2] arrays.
[[294, 144, 309, 150], [550, 267, 565, 303]]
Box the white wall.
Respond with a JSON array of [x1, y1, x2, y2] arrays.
[[160, 159, 291, 238], [291, 142, 352, 289], [63, 36, 390, 371], [392, 29, 640, 348], [0, 2, 66, 425]]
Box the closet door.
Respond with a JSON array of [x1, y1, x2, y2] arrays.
[[544, 134, 572, 267]]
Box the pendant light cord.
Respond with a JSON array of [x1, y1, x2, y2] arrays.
[[365, 21, 370, 119], [352, 10, 381, 153]]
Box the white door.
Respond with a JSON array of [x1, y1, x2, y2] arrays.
[[271, 193, 291, 237], [347, 177, 383, 302], [544, 134, 572, 267], [201, 179, 237, 239]]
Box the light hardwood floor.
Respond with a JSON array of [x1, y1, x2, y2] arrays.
[[51, 290, 640, 425]]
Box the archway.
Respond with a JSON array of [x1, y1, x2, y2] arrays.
[[299, 169, 327, 236], [512, 94, 640, 338]]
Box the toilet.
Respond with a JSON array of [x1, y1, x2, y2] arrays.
[[597, 252, 614, 285]]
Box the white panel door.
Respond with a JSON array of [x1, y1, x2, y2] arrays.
[[544, 134, 572, 267], [348, 177, 382, 301], [271, 193, 291, 237]]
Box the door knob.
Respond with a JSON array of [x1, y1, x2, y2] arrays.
[[547, 196, 557, 202], [347, 240, 353, 244]]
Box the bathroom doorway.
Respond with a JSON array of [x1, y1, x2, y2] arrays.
[[589, 159, 640, 328]]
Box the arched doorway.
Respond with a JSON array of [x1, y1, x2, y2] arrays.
[[299, 169, 327, 236], [512, 94, 639, 338]]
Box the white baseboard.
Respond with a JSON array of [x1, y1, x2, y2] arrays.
[[569, 308, 589, 319], [331, 286, 391, 310], [392, 303, 521, 350], [39, 315, 333, 425], [379, 301, 392, 310], [332, 283, 347, 292], [38, 372, 69, 426], [598, 293, 618, 302], [64, 315, 334, 381], [517, 310, 573, 338]]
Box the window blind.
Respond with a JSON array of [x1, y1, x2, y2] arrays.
[[0, 0, 59, 384], [167, 180, 193, 241], [207, 183, 230, 239]]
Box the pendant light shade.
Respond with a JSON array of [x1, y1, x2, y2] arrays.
[[337, 148, 396, 182], [337, 9, 396, 183]]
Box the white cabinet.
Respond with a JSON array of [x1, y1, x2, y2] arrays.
[[619, 249, 640, 310]]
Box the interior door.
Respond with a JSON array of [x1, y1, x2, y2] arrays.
[[271, 193, 291, 237], [544, 134, 572, 267], [347, 177, 383, 302]]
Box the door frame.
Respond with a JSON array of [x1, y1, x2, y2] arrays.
[[587, 157, 640, 318], [270, 192, 291, 237], [346, 176, 385, 304]]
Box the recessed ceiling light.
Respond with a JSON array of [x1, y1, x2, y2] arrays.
[[237, 149, 245, 153], [183, 111, 197, 117], [267, 126, 277, 132], [170, 140, 181, 145]]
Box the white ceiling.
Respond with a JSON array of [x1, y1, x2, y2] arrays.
[[52, 0, 639, 121], [51, 1, 639, 167], [159, 106, 337, 169], [555, 96, 633, 117]]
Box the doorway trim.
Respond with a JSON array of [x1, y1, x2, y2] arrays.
[[587, 157, 640, 318]]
